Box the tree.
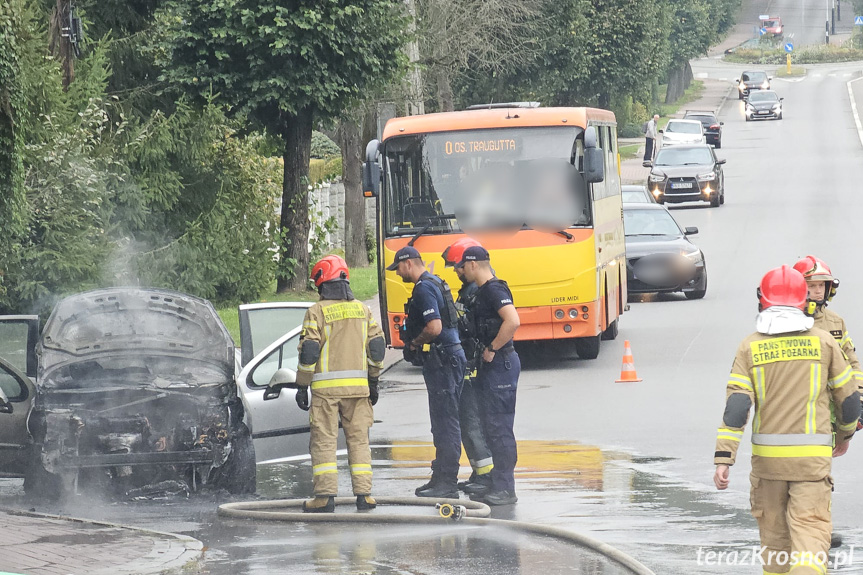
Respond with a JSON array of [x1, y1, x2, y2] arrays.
[[157, 0, 409, 291], [664, 0, 714, 103], [0, 0, 26, 306], [337, 111, 369, 268], [415, 0, 545, 111]]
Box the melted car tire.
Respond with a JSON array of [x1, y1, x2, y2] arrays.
[[213, 423, 257, 494], [574, 335, 601, 360], [24, 455, 63, 501]]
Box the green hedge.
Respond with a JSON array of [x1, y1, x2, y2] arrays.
[[725, 45, 863, 64]]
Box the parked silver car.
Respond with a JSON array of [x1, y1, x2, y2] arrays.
[[0, 290, 314, 498]]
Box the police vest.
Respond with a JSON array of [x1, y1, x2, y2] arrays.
[[403, 274, 460, 342], [468, 278, 510, 345]]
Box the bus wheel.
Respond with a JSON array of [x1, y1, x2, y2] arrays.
[[574, 335, 601, 360], [601, 319, 618, 341]]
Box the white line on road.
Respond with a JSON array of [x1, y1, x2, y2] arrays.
[[846, 73, 863, 149], [844, 73, 852, 77], [813, 73, 823, 77], [829, 73, 837, 77]]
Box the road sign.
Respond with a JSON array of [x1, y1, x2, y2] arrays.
[[759, 27, 767, 35], [855, 15, 863, 25], [784, 42, 794, 53], [759, 14, 770, 20]]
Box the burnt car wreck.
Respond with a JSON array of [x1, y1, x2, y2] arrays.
[[13, 288, 256, 499]]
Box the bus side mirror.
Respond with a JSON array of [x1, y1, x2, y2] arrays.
[[584, 148, 605, 184], [362, 139, 381, 198]]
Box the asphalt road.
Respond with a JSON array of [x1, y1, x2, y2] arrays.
[[735, 0, 855, 47]]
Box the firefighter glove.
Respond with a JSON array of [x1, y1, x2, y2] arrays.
[[296, 386, 310, 411], [369, 376, 380, 406]]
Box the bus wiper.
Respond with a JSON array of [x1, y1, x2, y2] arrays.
[[556, 230, 573, 240], [407, 214, 456, 246]]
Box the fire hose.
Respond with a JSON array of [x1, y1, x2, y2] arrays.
[[218, 497, 656, 575]]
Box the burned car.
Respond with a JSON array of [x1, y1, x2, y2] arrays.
[[0, 288, 255, 499]]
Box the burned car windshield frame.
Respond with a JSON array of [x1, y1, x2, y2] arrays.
[[380, 126, 591, 238]]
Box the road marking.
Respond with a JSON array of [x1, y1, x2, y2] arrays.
[[695, 72, 709, 79], [719, 77, 728, 81], [813, 73, 823, 77], [828, 73, 837, 77], [846, 73, 863, 149], [844, 73, 852, 77], [788, 32, 795, 39]]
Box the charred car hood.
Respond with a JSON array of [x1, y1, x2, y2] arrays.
[[651, 163, 714, 178], [39, 288, 235, 380], [625, 235, 699, 258]]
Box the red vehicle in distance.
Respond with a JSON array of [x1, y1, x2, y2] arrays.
[[760, 15, 783, 38]]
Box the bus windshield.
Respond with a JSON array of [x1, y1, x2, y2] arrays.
[[382, 127, 590, 238]]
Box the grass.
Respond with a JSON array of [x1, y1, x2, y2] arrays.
[[619, 143, 640, 159], [775, 66, 807, 77], [657, 80, 705, 128], [724, 44, 863, 65], [215, 263, 379, 342]]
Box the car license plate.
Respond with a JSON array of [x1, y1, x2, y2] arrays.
[[758, 110, 769, 114], [671, 182, 693, 189]]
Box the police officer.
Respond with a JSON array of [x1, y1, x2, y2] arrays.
[[456, 244, 521, 506], [442, 238, 494, 496], [714, 265, 860, 575], [279, 255, 386, 513], [389, 245, 467, 498]]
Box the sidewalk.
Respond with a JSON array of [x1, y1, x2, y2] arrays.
[[0, 509, 202, 575], [619, 78, 733, 184]]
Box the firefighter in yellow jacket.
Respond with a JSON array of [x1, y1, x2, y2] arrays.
[[793, 256, 863, 422], [285, 255, 385, 513], [714, 265, 861, 575]]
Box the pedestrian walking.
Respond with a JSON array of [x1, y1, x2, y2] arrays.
[[456, 244, 521, 506], [644, 114, 659, 162], [390, 245, 467, 499], [713, 265, 860, 574], [442, 238, 495, 496], [280, 255, 386, 513]]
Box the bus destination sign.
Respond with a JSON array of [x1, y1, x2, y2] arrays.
[[442, 137, 518, 156]]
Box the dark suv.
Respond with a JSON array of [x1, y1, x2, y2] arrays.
[[683, 111, 724, 148], [645, 144, 726, 208], [736, 70, 771, 100]]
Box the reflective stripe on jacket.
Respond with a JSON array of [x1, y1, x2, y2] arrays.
[[715, 326, 859, 481]]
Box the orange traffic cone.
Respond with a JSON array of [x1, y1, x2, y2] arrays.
[[616, 340, 642, 383]]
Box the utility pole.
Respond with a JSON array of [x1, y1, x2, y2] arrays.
[[49, 0, 82, 91], [826, 0, 830, 44]]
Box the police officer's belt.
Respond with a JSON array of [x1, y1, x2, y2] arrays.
[[423, 342, 463, 354]]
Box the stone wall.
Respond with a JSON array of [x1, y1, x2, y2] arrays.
[[307, 180, 377, 253]]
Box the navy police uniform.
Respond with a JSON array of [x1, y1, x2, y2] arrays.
[[404, 271, 468, 492], [470, 278, 520, 494]]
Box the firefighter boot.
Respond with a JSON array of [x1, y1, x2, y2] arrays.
[[458, 471, 478, 490], [356, 495, 377, 511], [303, 496, 335, 513]]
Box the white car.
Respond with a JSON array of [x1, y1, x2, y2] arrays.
[[660, 119, 705, 147], [0, 292, 316, 498]]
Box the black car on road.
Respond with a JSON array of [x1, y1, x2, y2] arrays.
[[624, 204, 707, 300], [745, 90, 783, 121], [645, 144, 726, 208], [683, 110, 723, 148], [736, 70, 771, 100]]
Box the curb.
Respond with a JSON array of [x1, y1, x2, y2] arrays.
[[0, 507, 204, 575], [714, 83, 735, 116]]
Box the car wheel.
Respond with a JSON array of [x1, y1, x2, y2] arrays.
[[720, 191, 725, 205], [574, 335, 601, 360], [745, 115, 751, 122], [601, 319, 619, 341], [24, 453, 64, 501], [710, 194, 721, 208], [685, 271, 708, 300], [211, 423, 257, 494], [715, 139, 721, 149], [778, 112, 783, 120]]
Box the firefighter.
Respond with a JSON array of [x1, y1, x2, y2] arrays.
[[792, 256, 863, 418], [281, 255, 386, 513], [714, 265, 860, 575], [441, 238, 494, 496], [456, 244, 521, 506], [389, 245, 467, 498]]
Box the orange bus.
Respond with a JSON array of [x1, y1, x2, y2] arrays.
[[362, 104, 626, 359]]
